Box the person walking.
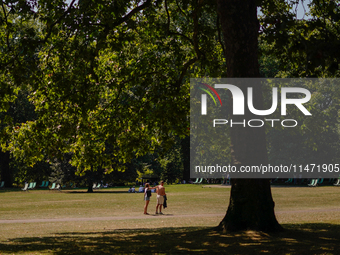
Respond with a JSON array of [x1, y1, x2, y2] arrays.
[[155, 181, 166, 214]]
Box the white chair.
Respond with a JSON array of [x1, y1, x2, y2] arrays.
[[21, 183, 29, 191]]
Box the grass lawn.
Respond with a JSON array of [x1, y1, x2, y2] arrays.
[[0, 184, 340, 254]]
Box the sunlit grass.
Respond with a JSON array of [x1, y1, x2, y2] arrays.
[[0, 184, 339, 254]]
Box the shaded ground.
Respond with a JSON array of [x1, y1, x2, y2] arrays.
[[0, 223, 340, 254]]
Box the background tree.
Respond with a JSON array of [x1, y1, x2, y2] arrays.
[[0, 90, 38, 187], [159, 136, 184, 183]]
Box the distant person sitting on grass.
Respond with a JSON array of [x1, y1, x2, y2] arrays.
[[155, 181, 166, 215], [131, 186, 136, 193], [138, 185, 144, 193]]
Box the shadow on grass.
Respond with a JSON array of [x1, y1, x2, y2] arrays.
[[0, 188, 28, 193], [1, 223, 339, 254], [65, 190, 132, 194]]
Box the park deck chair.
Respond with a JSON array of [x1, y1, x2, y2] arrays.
[[0, 181, 4, 188], [285, 178, 293, 184], [307, 179, 315, 186], [94, 183, 101, 189], [43, 181, 49, 188], [195, 178, 203, 184], [308, 179, 319, 187], [21, 183, 29, 191], [92, 183, 97, 189], [318, 178, 324, 184], [222, 177, 230, 185], [69, 182, 79, 188], [27, 182, 34, 190], [39, 181, 45, 188], [334, 178, 340, 186], [66, 182, 76, 189], [49, 183, 56, 190], [192, 178, 199, 184], [32, 182, 37, 189], [50, 183, 61, 191], [271, 178, 279, 184]]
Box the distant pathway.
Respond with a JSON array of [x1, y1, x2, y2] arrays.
[[1, 208, 340, 224], [0, 213, 224, 224]]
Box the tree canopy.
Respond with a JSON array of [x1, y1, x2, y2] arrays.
[[1, 0, 225, 176], [1, 0, 340, 229]]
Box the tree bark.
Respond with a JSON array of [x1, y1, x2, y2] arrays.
[[0, 149, 13, 188], [216, 0, 283, 232], [181, 135, 190, 182], [87, 183, 94, 193], [87, 167, 94, 193]]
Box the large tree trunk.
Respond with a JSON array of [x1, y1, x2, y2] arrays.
[[0, 149, 13, 188], [87, 183, 94, 193], [87, 167, 94, 193], [181, 135, 190, 182], [216, 0, 283, 232]]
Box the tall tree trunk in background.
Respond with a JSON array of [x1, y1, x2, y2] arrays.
[[0, 149, 12, 188], [87, 183, 94, 193], [87, 168, 94, 193], [216, 0, 283, 232], [181, 135, 190, 182]]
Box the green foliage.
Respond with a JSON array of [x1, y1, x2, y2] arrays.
[[1, 0, 340, 184], [159, 137, 184, 183], [11, 159, 51, 184], [0, 0, 226, 180], [260, 0, 340, 78], [259, 1, 340, 166]]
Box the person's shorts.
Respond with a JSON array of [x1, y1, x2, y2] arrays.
[[144, 196, 150, 201], [157, 195, 164, 204]]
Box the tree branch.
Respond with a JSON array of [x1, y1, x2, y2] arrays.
[[175, 0, 189, 19], [192, 1, 205, 59], [112, 0, 152, 28], [217, 15, 226, 59], [1, 2, 11, 51], [41, 0, 77, 43], [176, 57, 198, 90], [164, 0, 194, 45]]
